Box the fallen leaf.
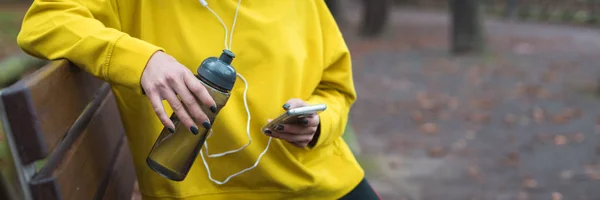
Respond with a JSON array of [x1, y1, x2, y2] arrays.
[[439, 112, 451, 120], [585, 165, 600, 180], [517, 84, 540, 97], [466, 130, 477, 140], [508, 134, 516, 144], [552, 114, 568, 124], [536, 133, 553, 143], [537, 88, 551, 99], [513, 42, 534, 55], [504, 113, 517, 126], [467, 165, 481, 180], [506, 152, 520, 166], [416, 92, 438, 111], [559, 170, 573, 180], [427, 146, 447, 158], [385, 102, 399, 114], [411, 110, 424, 122], [474, 98, 494, 110], [542, 70, 556, 83], [551, 192, 562, 200], [554, 135, 568, 146], [517, 191, 529, 200], [562, 108, 582, 120], [388, 160, 400, 170], [452, 139, 467, 150], [447, 97, 459, 111], [572, 132, 585, 143], [532, 107, 545, 123], [522, 177, 537, 188], [466, 113, 491, 124], [419, 122, 438, 135], [519, 116, 531, 126]]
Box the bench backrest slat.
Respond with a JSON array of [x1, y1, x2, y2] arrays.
[[1, 60, 103, 165], [0, 59, 135, 200]]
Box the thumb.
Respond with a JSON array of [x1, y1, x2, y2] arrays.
[[282, 98, 307, 110]]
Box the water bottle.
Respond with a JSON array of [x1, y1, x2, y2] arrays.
[[146, 49, 237, 181]]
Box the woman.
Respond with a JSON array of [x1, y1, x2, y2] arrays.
[[17, 0, 380, 199]]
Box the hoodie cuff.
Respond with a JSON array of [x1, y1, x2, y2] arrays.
[[107, 35, 163, 95], [305, 95, 337, 149]]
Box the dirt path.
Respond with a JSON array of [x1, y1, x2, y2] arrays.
[[343, 8, 600, 200]]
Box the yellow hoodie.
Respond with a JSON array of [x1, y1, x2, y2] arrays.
[[17, 0, 363, 199]]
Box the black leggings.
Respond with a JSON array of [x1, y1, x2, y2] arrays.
[[338, 178, 381, 200]]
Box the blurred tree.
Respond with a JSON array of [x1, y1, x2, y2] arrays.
[[450, 0, 486, 55], [588, 0, 599, 24], [325, 0, 390, 38], [325, 0, 343, 23], [505, 0, 518, 19], [359, 0, 390, 37]]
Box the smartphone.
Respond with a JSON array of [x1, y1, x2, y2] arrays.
[[261, 104, 327, 132]]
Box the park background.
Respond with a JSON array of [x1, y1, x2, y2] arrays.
[[3, 0, 600, 199]]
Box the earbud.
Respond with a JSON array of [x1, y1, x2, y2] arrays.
[[199, 0, 208, 7]]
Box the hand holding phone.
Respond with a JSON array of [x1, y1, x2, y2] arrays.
[[261, 104, 326, 133], [262, 99, 327, 148]]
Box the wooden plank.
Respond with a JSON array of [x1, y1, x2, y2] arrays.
[[97, 138, 135, 200], [29, 177, 62, 200], [29, 89, 126, 200], [0, 59, 103, 165]]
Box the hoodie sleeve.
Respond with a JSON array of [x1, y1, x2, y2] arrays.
[[16, 0, 163, 95], [305, 1, 357, 149]]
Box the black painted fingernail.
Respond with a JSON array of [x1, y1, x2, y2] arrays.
[[202, 121, 211, 129], [283, 103, 291, 110], [168, 127, 176, 133], [190, 126, 199, 135], [276, 124, 284, 131], [302, 119, 309, 125], [264, 130, 272, 135], [210, 105, 217, 113]]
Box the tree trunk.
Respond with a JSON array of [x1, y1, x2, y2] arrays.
[[450, 0, 485, 55], [588, 0, 599, 24], [360, 0, 390, 38], [505, 0, 518, 20], [325, 0, 342, 21]]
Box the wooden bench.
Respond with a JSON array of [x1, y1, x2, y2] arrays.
[[0, 58, 136, 200]]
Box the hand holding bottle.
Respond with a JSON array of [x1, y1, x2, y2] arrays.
[[141, 51, 216, 134]]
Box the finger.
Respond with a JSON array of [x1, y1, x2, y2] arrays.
[[161, 87, 199, 134], [185, 73, 217, 113], [274, 123, 316, 135], [146, 89, 175, 130], [262, 127, 311, 147], [294, 115, 319, 126], [266, 130, 314, 144], [282, 98, 307, 110], [171, 78, 210, 128]]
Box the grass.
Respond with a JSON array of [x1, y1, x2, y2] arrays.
[[0, 8, 26, 59], [0, 12, 21, 37]]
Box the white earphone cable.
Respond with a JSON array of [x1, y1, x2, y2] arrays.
[[205, 7, 229, 50], [203, 73, 252, 157], [198, 0, 273, 185]]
